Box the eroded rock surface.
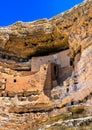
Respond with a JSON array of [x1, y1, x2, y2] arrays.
[[0, 0, 92, 130], [0, 20, 68, 60]]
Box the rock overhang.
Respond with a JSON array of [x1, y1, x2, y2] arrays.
[[0, 20, 69, 60]]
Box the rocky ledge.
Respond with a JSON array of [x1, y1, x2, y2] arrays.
[[0, 0, 92, 130], [0, 19, 68, 61]]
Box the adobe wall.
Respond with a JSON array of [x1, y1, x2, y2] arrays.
[[44, 64, 52, 97], [30, 49, 73, 84], [58, 66, 73, 83], [44, 63, 59, 97], [30, 49, 70, 72], [0, 64, 51, 98], [0, 62, 68, 99]]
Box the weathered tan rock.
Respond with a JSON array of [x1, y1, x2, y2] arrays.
[[0, 0, 92, 130], [0, 20, 68, 60]]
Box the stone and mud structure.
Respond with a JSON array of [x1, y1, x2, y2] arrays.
[[0, 0, 92, 129]]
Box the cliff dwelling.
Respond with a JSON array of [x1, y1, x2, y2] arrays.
[[30, 49, 73, 84], [0, 0, 92, 129], [0, 49, 73, 98]]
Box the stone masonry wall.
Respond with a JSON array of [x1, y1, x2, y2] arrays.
[[0, 64, 51, 98], [30, 49, 70, 72], [30, 49, 73, 84]]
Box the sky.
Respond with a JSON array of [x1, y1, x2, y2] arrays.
[[0, 0, 84, 26]]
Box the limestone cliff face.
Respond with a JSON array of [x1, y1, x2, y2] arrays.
[[0, 0, 92, 130], [0, 20, 68, 60], [0, 0, 91, 61], [51, 0, 92, 58]]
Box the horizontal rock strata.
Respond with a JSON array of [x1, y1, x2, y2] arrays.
[[0, 0, 92, 130]]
